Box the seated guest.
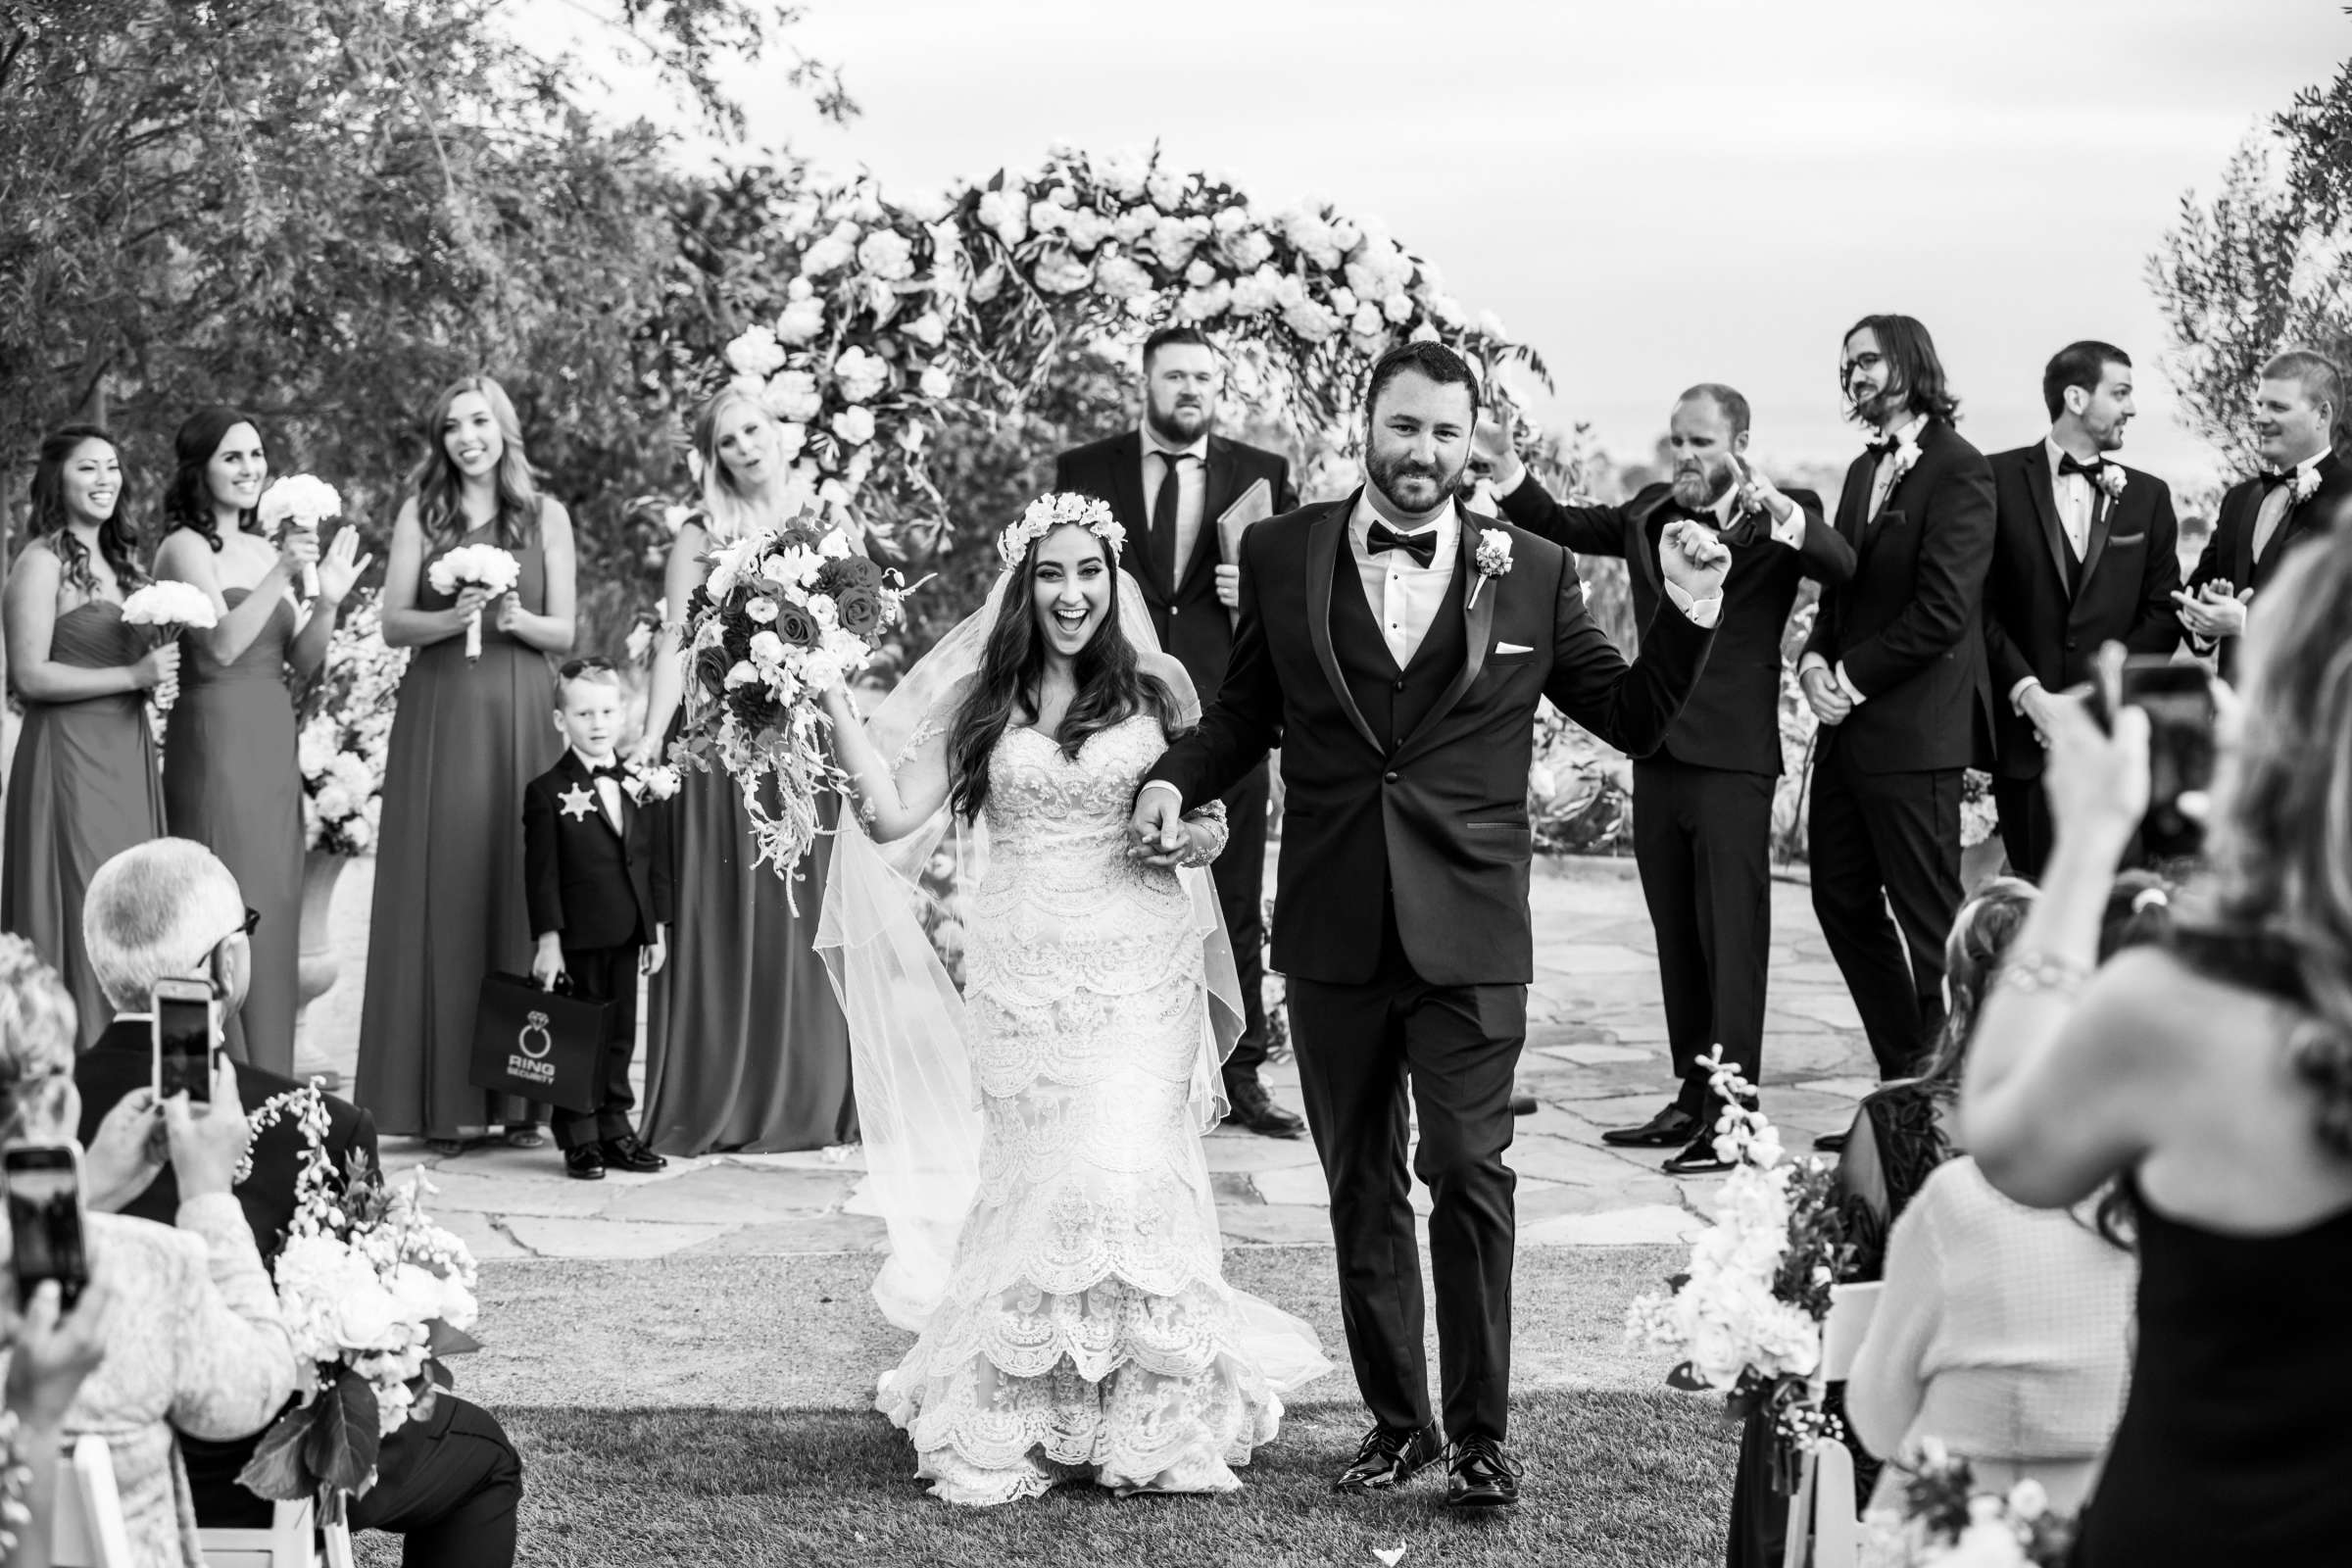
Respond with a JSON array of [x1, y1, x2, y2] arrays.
[[2, 1181, 116, 1568], [74, 839, 522, 1568], [1964, 543, 2352, 1568], [1725, 878, 2036, 1567], [1846, 1155, 2135, 1512], [0, 935, 293, 1567]]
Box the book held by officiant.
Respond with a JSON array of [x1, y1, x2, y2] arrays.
[[1216, 478, 1276, 624]]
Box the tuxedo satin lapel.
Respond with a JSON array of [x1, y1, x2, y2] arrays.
[[1396, 522, 1493, 760], [2080, 475, 2118, 588], [1107, 433, 1162, 601], [1306, 503, 1383, 757], [2280, 451, 2346, 556], [2024, 451, 2073, 594], [2230, 480, 2257, 586], [1628, 490, 1669, 598]]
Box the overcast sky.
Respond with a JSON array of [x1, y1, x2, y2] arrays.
[[601, 0, 2345, 489]]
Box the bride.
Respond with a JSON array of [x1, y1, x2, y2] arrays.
[[815, 492, 1328, 1505]]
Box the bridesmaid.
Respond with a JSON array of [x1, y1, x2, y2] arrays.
[[356, 375, 574, 1154], [2, 425, 175, 1047], [154, 408, 369, 1074], [631, 385, 855, 1153]]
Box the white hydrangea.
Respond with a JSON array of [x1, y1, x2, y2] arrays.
[[1094, 251, 1154, 300], [1184, 257, 1218, 287], [976, 189, 1027, 247], [917, 363, 955, 400], [857, 227, 915, 281], [1383, 291, 1415, 324], [1027, 199, 1067, 236], [1220, 225, 1274, 272], [1063, 208, 1112, 252], [1146, 168, 1188, 214], [1149, 214, 1206, 270], [1033, 251, 1094, 295], [1113, 207, 1156, 244], [1177, 280, 1232, 321], [1280, 206, 1343, 271], [1349, 302, 1385, 339], [1229, 265, 1283, 317], [1096, 147, 1152, 201]]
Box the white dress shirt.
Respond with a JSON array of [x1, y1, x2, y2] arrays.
[[1349, 489, 1463, 667], [1142, 425, 1211, 576], [1802, 413, 1930, 706], [2251, 446, 2328, 564]]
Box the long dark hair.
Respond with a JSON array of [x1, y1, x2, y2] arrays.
[[23, 424, 144, 598], [1913, 877, 2038, 1090], [1843, 312, 1961, 425], [946, 526, 1182, 820], [409, 374, 543, 552], [161, 406, 265, 554]]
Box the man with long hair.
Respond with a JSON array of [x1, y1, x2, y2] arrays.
[[1798, 315, 1995, 1144], [1055, 326, 1303, 1138]]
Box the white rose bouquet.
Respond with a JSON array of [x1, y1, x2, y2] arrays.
[[235, 1085, 480, 1513], [119, 580, 218, 711], [257, 473, 342, 596], [425, 544, 520, 662]]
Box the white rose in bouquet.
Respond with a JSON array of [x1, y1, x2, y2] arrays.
[[1349, 303, 1386, 340], [831, 346, 890, 404], [762, 369, 823, 422], [896, 184, 956, 224], [831, 407, 876, 446], [857, 227, 915, 281], [724, 325, 788, 380], [1212, 204, 1250, 235], [800, 220, 859, 277], [747, 630, 788, 666], [1383, 291, 1415, 324], [976, 188, 1027, 247], [918, 364, 956, 400], [343, 814, 374, 853], [776, 294, 828, 346], [1281, 208, 1343, 271], [1184, 257, 1219, 287]]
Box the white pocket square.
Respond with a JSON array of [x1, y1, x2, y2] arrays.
[[1495, 641, 1534, 656]]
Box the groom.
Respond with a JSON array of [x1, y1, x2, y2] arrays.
[[1133, 341, 1728, 1507]]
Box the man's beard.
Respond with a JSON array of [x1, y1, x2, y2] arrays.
[[2090, 419, 2129, 454], [1846, 383, 1903, 430], [1672, 460, 1732, 511], [1368, 446, 1462, 516], [1147, 398, 1210, 445]]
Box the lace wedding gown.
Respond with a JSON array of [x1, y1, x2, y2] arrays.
[[872, 712, 1328, 1504]]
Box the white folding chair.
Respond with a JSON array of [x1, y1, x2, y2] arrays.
[[50, 1433, 134, 1568], [1782, 1280, 1884, 1568], [200, 1496, 359, 1568]]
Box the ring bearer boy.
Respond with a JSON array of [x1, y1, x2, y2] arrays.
[[523, 656, 675, 1180]]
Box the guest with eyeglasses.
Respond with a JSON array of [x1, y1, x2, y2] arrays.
[[357, 375, 575, 1156]]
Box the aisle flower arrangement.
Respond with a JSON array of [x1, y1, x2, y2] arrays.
[[1625, 1050, 1856, 1485], [675, 507, 908, 883], [1863, 1444, 2078, 1567], [235, 1084, 480, 1506], [297, 590, 408, 857]]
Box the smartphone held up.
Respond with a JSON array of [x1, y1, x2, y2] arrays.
[[5, 1143, 89, 1311], [151, 976, 219, 1104], [2086, 643, 2219, 860]]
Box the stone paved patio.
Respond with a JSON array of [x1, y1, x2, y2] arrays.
[[308, 851, 1878, 1264]]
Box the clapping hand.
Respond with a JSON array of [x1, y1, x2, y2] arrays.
[[2172, 580, 2248, 641], [314, 528, 373, 607], [1658, 518, 1732, 601]]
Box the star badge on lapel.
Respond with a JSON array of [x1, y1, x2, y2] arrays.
[[559, 782, 598, 821]]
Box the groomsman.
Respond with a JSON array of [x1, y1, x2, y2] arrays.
[[1982, 342, 2182, 881], [1474, 388, 1850, 1175], [1055, 325, 1302, 1137], [2177, 349, 2352, 676], [1798, 315, 1995, 1141]]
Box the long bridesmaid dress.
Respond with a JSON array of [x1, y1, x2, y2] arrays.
[[3, 599, 168, 1048], [638, 711, 856, 1155], [161, 588, 304, 1073], [353, 524, 559, 1140]]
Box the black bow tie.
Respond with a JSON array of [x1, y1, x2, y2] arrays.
[[1367, 519, 1440, 567], [2260, 468, 2301, 493], [584, 761, 624, 782], [2058, 454, 2107, 483]]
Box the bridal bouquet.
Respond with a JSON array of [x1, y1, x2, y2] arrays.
[[119, 580, 218, 711], [1625, 1050, 1855, 1486], [237, 1084, 480, 1508], [675, 507, 907, 887], [297, 590, 408, 856], [1862, 1443, 2077, 1567], [425, 543, 520, 662], [257, 473, 341, 597]]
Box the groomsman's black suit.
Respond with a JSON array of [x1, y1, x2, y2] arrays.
[[1801, 418, 1995, 1078], [2184, 450, 2352, 680], [1145, 492, 1714, 1444], [74, 1022, 525, 1564], [522, 749, 673, 1151], [1055, 430, 1298, 1092], [1500, 476, 1847, 1118], [1982, 444, 2182, 879]]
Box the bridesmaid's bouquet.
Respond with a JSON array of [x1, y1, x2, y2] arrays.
[[257, 473, 342, 598], [675, 506, 907, 887], [237, 1084, 480, 1514], [119, 580, 218, 711], [1625, 1050, 1855, 1488], [1863, 1444, 2077, 1567], [425, 544, 520, 662]]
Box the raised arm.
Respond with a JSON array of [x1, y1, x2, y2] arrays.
[[1538, 538, 1715, 759], [818, 678, 956, 844], [1495, 471, 1629, 559], [154, 527, 303, 667]]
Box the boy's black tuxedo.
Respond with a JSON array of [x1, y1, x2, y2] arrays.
[[1054, 428, 1298, 1094], [1146, 491, 1713, 1446], [2185, 451, 2352, 679], [1500, 475, 1848, 1116], [522, 749, 673, 1150], [1982, 443, 2182, 878], [1801, 417, 1996, 1078]]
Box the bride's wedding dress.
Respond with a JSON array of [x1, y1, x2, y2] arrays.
[[867, 712, 1327, 1504]]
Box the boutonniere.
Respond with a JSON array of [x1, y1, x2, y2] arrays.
[[2096, 464, 2129, 502], [1469, 528, 1513, 609], [1886, 430, 1922, 483], [621, 760, 682, 804], [2294, 466, 2323, 504]]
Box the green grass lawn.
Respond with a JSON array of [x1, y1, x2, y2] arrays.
[[359, 1392, 1737, 1567]]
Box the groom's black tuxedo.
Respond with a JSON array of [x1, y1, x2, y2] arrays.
[[2184, 451, 2352, 681], [1147, 492, 1714, 1443], [1500, 477, 1846, 1115]]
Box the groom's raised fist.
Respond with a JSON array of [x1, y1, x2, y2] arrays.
[[1657, 519, 1732, 602]]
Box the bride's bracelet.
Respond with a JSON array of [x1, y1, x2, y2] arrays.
[[1994, 950, 2093, 1000], [1178, 801, 1229, 868]]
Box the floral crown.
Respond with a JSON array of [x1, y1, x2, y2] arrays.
[[999, 492, 1125, 566]]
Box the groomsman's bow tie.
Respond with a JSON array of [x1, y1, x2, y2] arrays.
[[2259, 468, 2300, 493], [1367, 520, 1440, 566], [2057, 454, 2108, 482]]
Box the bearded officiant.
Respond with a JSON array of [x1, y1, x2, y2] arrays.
[[1054, 325, 1302, 1138]]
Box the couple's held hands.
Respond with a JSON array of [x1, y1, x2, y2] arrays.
[[2172, 581, 2249, 641], [1126, 790, 1212, 869], [1658, 519, 1732, 603]]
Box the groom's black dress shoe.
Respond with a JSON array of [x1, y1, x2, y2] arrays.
[[1813, 1130, 1849, 1153], [564, 1145, 606, 1181], [603, 1135, 668, 1173], [1225, 1074, 1306, 1140], [1662, 1134, 1735, 1177], [1444, 1434, 1524, 1509], [1600, 1103, 1697, 1149], [1335, 1421, 1444, 1493]]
